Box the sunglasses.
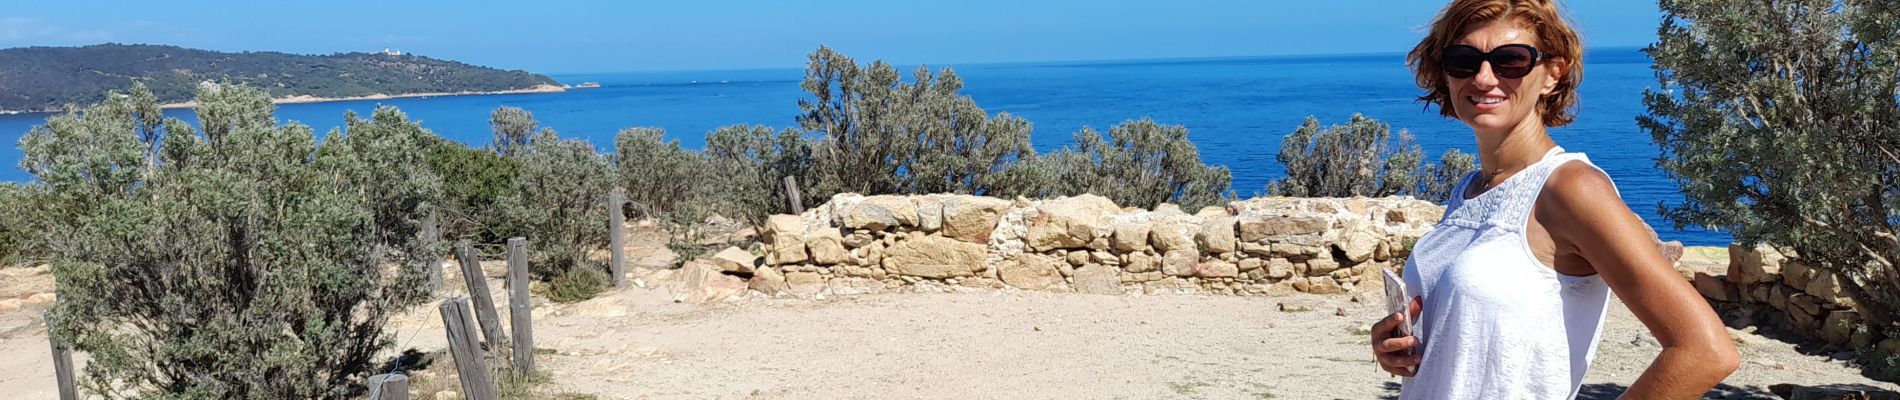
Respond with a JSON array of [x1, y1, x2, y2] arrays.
[[1440, 44, 1547, 79]]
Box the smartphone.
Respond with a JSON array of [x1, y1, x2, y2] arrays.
[[1382, 268, 1418, 373]]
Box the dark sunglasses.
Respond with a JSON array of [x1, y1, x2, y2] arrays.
[[1440, 44, 1547, 79]]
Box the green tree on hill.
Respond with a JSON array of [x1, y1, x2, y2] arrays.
[[1642, 0, 1899, 337]]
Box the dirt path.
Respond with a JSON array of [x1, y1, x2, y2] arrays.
[[1, 228, 1895, 399]]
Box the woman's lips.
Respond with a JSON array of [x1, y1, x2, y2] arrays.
[[1467, 95, 1506, 111]]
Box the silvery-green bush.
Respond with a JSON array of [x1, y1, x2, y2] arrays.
[[25, 83, 439, 399]]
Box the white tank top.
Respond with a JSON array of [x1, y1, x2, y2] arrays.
[[1399, 147, 1615, 400]]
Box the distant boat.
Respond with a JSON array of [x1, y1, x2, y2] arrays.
[[573, 82, 601, 89]]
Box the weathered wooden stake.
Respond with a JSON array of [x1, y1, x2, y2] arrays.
[[438, 298, 498, 400], [367, 373, 410, 400], [783, 175, 804, 214], [506, 237, 535, 375], [46, 312, 77, 400], [455, 240, 508, 352], [422, 211, 442, 292], [608, 190, 627, 289]]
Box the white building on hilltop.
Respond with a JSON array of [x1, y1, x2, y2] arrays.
[[380, 48, 403, 56]]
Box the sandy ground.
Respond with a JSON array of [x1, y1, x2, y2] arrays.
[[1, 230, 1895, 399]]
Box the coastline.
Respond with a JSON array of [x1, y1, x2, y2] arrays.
[[0, 84, 568, 115]]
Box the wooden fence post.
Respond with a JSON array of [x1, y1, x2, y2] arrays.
[[438, 298, 498, 400], [422, 211, 442, 292], [367, 373, 410, 400], [783, 176, 804, 214], [608, 190, 627, 289], [506, 237, 535, 375], [46, 312, 77, 400], [455, 240, 508, 352]]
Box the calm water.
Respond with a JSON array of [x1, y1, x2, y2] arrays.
[[0, 47, 1732, 245]]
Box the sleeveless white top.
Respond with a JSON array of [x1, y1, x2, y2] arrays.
[[1398, 147, 1615, 400]]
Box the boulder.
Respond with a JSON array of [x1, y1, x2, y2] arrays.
[[1822, 311, 1861, 346], [998, 254, 1066, 290], [764, 215, 809, 265], [1193, 260, 1240, 279], [1196, 216, 1238, 254], [1726, 243, 1784, 285], [1336, 228, 1380, 263], [1071, 264, 1123, 295], [785, 271, 827, 295], [1112, 221, 1152, 253], [1692, 272, 1736, 302], [749, 267, 787, 296], [1161, 250, 1198, 277], [1266, 258, 1295, 280], [1806, 270, 1848, 306], [1025, 195, 1119, 251], [940, 195, 1012, 243], [1238, 216, 1330, 242], [1306, 255, 1341, 277], [913, 196, 945, 232], [1657, 240, 1685, 266], [676, 261, 748, 304], [1295, 276, 1344, 295], [1149, 222, 1199, 253], [841, 195, 920, 230], [805, 228, 848, 265], [710, 246, 759, 275], [1783, 260, 1816, 291], [1125, 252, 1158, 273], [1237, 258, 1265, 273], [881, 235, 988, 279]]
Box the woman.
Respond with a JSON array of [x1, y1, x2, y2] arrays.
[[1370, 0, 1740, 398]]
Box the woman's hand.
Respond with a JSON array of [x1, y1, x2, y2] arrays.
[[1372, 296, 1424, 377]]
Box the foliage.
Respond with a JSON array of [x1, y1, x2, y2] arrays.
[[1266, 114, 1478, 203], [1641, 0, 1900, 327], [613, 127, 713, 217], [0, 183, 32, 266], [500, 131, 615, 281], [0, 43, 560, 112], [997, 118, 1234, 210], [797, 46, 1035, 197], [543, 263, 608, 303], [702, 124, 819, 226], [424, 134, 521, 244], [491, 106, 540, 158], [23, 83, 437, 398]]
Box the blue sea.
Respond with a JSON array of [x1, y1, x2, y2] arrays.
[[0, 47, 1732, 245]]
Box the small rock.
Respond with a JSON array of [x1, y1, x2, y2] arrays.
[[1334, 307, 1347, 317], [1277, 300, 1319, 312]]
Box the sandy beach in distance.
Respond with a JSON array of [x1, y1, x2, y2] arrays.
[[152, 84, 569, 110]]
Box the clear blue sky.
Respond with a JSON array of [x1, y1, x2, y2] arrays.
[[1, 0, 1662, 74]]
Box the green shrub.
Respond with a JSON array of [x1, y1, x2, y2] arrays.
[[544, 262, 608, 303], [501, 130, 614, 285], [702, 124, 818, 226], [613, 127, 711, 217], [424, 134, 521, 244], [1643, 0, 1899, 328], [1267, 114, 1476, 203], [997, 118, 1233, 210], [797, 46, 1034, 197], [25, 83, 437, 399], [490, 106, 539, 158]]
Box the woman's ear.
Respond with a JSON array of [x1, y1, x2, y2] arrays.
[[1541, 58, 1567, 95]]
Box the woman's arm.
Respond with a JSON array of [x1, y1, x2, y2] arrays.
[[1540, 163, 1739, 399]]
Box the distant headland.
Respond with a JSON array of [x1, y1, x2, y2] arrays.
[[0, 43, 564, 113]]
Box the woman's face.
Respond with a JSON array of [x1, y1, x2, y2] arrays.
[[1446, 20, 1563, 134]]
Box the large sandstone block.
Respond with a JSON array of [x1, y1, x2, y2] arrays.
[[1336, 227, 1380, 263], [1692, 272, 1736, 302], [1193, 260, 1239, 279], [998, 254, 1065, 290], [841, 195, 920, 230], [881, 235, 988, 278], [1238, 216, 1330, 242], [941, 195, 1011, 243], [765, 215, 809, 265], [749, 267, 787, 297], [1112, 221, 1152, 253], [1125, 252, 1158, 273], [1071, 264, 1123, 295], [1161, 249, 1198, 277], [1026, 195, 1119, 251], [1197, 216, 1238, 254], [806, 228, 848, 265], [1727, 243, 1785, 285], [1149, 222, 1198, 253], [711, 246, 759, 275]]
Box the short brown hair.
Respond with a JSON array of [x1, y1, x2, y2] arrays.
[[1406, 0, 1584, 127]]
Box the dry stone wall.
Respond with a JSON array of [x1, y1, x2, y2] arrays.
[[742, 193, 1443, 298], [1693, 244, 1899, 353]]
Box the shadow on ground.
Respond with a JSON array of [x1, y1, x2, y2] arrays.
[[1378, 381, 1789, 399]]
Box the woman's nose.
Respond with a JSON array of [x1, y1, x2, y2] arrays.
[[1472, 61, 1501, 88]]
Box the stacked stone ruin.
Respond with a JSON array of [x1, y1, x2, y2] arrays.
[[1692, 244, 1900, 352], [729, 193, 1444, 298]]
